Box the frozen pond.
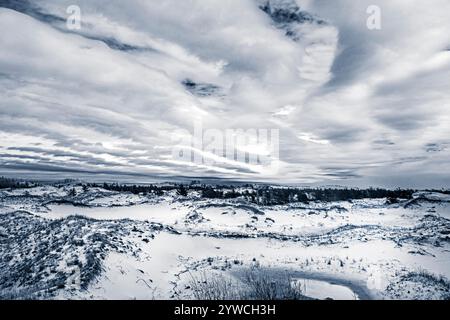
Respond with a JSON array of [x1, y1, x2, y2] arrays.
[[294, 278, 359, 300]]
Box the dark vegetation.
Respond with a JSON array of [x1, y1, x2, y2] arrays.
[[0, 211, 157, 299], [0, 177, 38, 190], [198, 186, 417, 205], [3, 177, 448, 206], [188, 267, 308, 300], [386, 269, 450, 300], [79, 182, 418, 204], [82, 182, 168, 196], [0, 177, 422, 204]]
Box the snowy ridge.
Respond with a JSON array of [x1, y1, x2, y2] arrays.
[[413, 191, 450, 202]]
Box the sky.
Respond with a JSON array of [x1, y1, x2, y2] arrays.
[[0, 0, 449, 188]]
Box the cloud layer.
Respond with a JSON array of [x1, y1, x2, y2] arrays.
[[0, 0, 449, 187]]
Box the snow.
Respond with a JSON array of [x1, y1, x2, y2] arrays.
[[294, 278, 358, 300], [1, 185, 449, 300], [413, 191, 450, 202], [44, 202, 188, 225]]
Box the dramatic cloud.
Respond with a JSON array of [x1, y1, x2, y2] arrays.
[[0, 0, 449, 187]]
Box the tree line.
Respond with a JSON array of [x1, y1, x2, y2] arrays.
[[83, 182, 418, 204], [3, 177, 449, 205], [0, 177, 37, 189]]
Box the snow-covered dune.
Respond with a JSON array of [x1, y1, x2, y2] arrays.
[[1, 185, 449, 300]]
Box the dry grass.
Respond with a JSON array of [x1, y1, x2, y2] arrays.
[[188, 267, 308, 300]]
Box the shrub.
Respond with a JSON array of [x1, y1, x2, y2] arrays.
[[188, 268, 308, 300]]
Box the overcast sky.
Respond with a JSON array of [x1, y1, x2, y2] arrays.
[[0, 0, 449, 187]]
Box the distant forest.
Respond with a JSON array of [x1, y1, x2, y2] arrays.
[[0, 177, 37, 189], [2, 177, 448, 205]]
